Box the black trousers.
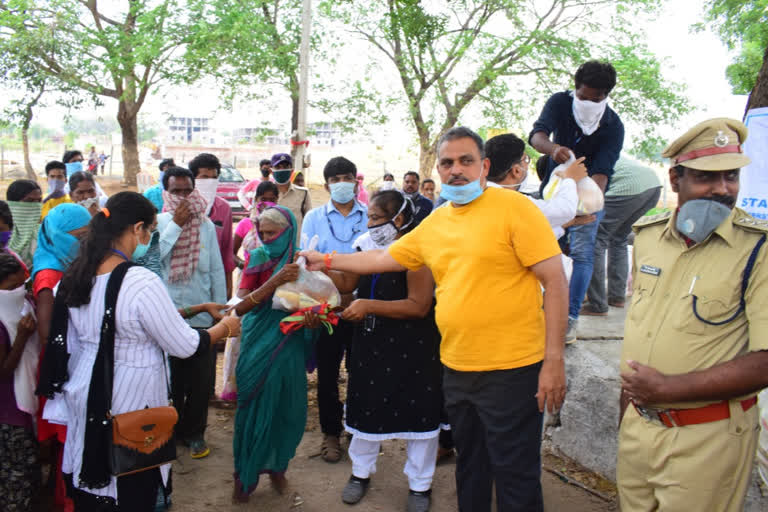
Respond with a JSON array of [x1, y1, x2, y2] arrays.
[[443, 362, 544, 512], [66, 468, 160, 511], [316, 319, 354, 436], [170, 349, 212, 442]]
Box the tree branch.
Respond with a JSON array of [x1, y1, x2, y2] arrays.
[[79, 0, 122, 28]]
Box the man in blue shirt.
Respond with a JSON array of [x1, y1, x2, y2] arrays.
[[402, 171, 434, 225], [529, 60, 624, 342], [157, 166, 226, 459], [301, 156, 368, 463]]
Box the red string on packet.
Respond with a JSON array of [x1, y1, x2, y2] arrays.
[[279, 302, 339, 335]]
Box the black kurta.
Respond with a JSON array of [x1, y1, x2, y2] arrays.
[[345, 271, 442, 438]]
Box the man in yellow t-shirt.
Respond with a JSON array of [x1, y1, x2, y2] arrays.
[[40, 160, 72, 220], [302, 127, 568, 512]]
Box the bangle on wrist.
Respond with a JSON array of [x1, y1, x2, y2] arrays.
[[324, 250, 337, 271], [248, 293, 259, 305], [182, 306, 193, 319], [225, 323, 232, 339]]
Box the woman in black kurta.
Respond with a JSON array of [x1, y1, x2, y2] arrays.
[[345, 270, 441, 436], [330, 190, 441, 512]]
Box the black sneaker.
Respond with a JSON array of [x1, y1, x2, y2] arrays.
[[341, 476, 370, 505], [407, 489, 432, 512]]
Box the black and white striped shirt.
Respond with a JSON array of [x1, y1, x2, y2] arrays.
[[44, 266, 201, 500]]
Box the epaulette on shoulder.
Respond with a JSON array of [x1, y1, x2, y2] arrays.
[[733, 213, 768, 233], [633, 210, 672, 230]]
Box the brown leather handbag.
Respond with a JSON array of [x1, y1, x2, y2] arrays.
[[110, 405, 178, 477], [96, 263, 179, 477]]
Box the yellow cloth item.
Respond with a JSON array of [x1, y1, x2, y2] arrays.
[[388, 187, 561, 371], [40, 195, 72, 220]]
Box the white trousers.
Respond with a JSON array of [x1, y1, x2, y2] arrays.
[[348, 435, 439, 492]]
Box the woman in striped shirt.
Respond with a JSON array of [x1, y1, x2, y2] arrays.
[[37, 192, 240, 511]]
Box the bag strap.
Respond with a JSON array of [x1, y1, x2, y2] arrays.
[[96, 261, 172, 403], [80, 261, 135, 489], [100, 261, 135, 414]]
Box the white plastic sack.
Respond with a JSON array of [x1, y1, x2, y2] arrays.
[[562, 254, 573, 283], [543, 152, 604, 215], [272, 235, 341, 312]]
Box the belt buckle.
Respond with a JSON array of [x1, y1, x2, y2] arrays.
[[635, 403, 676, 427]]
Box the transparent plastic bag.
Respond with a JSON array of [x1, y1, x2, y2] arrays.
[[543, 152, 604, 215], [272, 235, 342, 312], [220, 333, 240, 401]]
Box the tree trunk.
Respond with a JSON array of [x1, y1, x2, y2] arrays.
[[746, 44, 768, 112], [21, 123, 37, 181], [418, 140, 437, 179], [117, 100, 140, 185], [21, 90, 42, 181]]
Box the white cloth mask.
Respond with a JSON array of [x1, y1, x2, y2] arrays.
[[196, 178, 219, 215], [572, 94, 607, 136]]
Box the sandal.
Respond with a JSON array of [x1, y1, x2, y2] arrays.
[[320, 434, 342, 463]]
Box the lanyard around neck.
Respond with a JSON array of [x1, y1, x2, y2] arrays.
[[325, 207, 363, 243]]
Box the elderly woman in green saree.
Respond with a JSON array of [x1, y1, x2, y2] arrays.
[[231, 205, 320, 503]]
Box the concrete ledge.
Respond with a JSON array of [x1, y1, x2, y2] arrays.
[[545, 338, 768, 510]]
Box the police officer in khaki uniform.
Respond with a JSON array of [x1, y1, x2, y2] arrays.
[[617, 118, 768, 511]]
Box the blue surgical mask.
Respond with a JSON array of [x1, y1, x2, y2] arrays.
[[65, 162, 83, 176], [329, 181, 356, 204], [132, 232, 151, 260], [440, 179, 484, 205]]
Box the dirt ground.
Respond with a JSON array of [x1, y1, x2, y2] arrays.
[[166, 355, 617, 512], [15, 175, 617, 511]]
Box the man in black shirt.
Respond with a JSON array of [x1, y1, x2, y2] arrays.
[[529, 60, 624, 342]]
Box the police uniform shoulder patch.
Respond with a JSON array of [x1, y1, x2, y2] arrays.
[[633, 210, 672, 231], [733, 214, 768, 233]]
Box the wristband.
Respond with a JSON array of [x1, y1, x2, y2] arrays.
[[183, 306, 193, 319], [324, 250, 337, 271]]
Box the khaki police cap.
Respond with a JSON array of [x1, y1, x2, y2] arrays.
[[662, 117, 751, 171]]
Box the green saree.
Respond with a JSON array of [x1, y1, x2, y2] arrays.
[[233, 206, 317, 495]]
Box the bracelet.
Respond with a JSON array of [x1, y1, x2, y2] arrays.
[[225, 323, 232, 339], [248, 293, 259, 305], [324, 250, 337, 271], [182, 306, 193, 319]]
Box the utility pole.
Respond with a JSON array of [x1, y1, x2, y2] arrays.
[[293, 0, 312, 183]]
